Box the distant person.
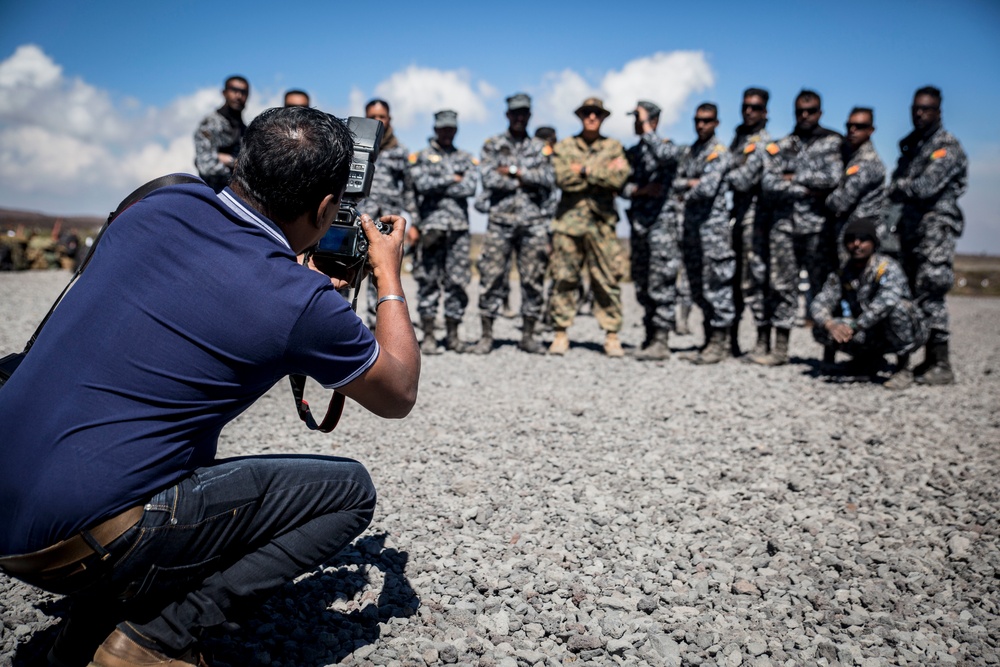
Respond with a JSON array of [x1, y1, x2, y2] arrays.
[[471, 93, 555, 355], [810, 218, 926, 389], [725, 87, 773, 358], [752, 89, 843, 366], [409, 110, 479, 354], [826, 107, 886, 266], [194, 75, 250, 192], [548, 97, 631, 357], [672, 103, 735, 365], [283, 89, 310, 107], [359, 99, 420, 329], [887, 86, 967, 385], [622, 100, 683, 360]]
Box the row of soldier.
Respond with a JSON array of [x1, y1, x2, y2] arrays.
[[193, 79, 967, 388]]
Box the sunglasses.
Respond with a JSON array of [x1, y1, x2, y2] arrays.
[[579, 108, 603, 118], [742, 103, 765, 112], [847, 122, 873, 130], [796, 106, 821, 116]]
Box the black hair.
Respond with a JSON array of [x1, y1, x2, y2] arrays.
[[742, 87, 769, 105], [231, 107, 353, 224], [849, 107, 875, 123], [283, 89, 310, 105], [696, 102, 718, 117], [365, 98, 391, 114], [534, 126, 556, 141], [914, 86, 942, 103], [224, 76, 249, 89], [796, 89, 821, 107]]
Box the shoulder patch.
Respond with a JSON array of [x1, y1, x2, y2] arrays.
[[408, 153, 418, 164], [846, 165, 860, 176], [931, 148, 947, 160], [471, 157, 479, 166], [542, 145, 553, 157], [428, 154, 441, 163], [744, 143, 756, 154], [706, 151, 719, 162], [766, 143, 780, 155]]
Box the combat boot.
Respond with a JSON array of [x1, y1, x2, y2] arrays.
[[747, 325, 771, 361], [751, 327, 789, 366], [519, 317, 543, 354], [635, 329, 670, 361], [420, 317, 440, 355], [916, 340, 954, 385], [884, 352, 913, 390], [677, 320, 711, 361], [675, 303, 692, 336], [603, 332, 624, 358], [470, 316, 494, 355], [692, 327, 729, 365], [445, 318, 465, 353], [548, 329, 570, 355]]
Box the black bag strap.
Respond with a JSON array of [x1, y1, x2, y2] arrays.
[[21, 174, 202, 354]]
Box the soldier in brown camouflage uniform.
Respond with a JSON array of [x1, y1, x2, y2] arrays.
[[194, 76, 249, 192], [887, 86, 968, 385], [548, 97, 631, 357], [409, 110, 479, 354], [471, 93, 555, 354]]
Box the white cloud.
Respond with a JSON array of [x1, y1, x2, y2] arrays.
[[534, 51, 715, 141], [371, 65, 497, 131]]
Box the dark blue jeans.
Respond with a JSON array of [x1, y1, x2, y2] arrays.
[[54, 454, 376, 655]]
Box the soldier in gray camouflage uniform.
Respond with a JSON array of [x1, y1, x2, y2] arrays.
[[471, 93, 555, 354], [887, 86, 967, 385], [673, 103, 735, 364], [753, 90, 843, 366], [410, 110, 479, 354], [622, 101, 684, 360], [810, 218, 926, 389], [826, 107, 886, 268], [359, 99, 420, 329], [194, 76, 249, 192], [726, 88, 772, 358]]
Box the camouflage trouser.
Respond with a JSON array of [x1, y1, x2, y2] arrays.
[[732, 205, 770, 327], [548, 225, 623, 332], [629, 217, 653, 312], [477, 222, 549, 320], [768, 219, 824, 330], [646, 214, 683, 331], [682, 215, 736, 329], [675, 215, 692, 310], [813, 300, 928, 357], [899, 212, 957, 341], [413, 229, 471, 321]]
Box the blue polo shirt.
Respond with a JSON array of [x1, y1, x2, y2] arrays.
[[0, 180, 379, 555]]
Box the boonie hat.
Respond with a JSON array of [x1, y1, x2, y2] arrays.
[[575, 97, 611, 119]]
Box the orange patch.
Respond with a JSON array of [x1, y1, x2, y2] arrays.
[[744, 143, 756, 154], [846, 165, 860, 176], [931, 148, 947, 160], [766, 143, 780, 155], [407, 153, 418, 164], [707, 152, 719, 162], [541, 145, 553, 157]]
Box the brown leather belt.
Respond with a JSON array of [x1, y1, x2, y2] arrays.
[[0, 505, 145, 581]]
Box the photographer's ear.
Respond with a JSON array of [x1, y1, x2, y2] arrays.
[[315, 194, 339, 230]]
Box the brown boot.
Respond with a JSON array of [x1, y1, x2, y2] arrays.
[[419, 317, 439, 355], [747, 325, 771, 361], [885, 353, 913, 390], [603, 332, 624, 358], [89, 628, 207, 666], [548, 329, 570, 355], [751, 327, 789, 366], [915, 340, 954, 385], [518, 317, 543, 354], [445, 318, 465, 353], [635, 329, 670, 361], [692, 327, 729, 365], [470, 316, 494, 355]]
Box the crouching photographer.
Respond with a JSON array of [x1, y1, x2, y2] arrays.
[[0, 106, 419, 667]]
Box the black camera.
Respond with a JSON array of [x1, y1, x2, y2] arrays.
[[311, 116, 390, 283]]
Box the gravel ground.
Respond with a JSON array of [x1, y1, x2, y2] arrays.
[[2, 269, 999, 667]]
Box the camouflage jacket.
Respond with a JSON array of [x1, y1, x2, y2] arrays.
[[725, 125, 771, 222], [410, 140, 479, 232], [552, 134, 630, 235], [810, 253, 912, 332], [761, 127, 843, 234], [826, 140, 886, 226], [479, 131, 555, 227], [887, 123, 967, 233], [671, 134, 732, 224], [358, 136, 419, 224], [194, 108, 244, 191], [623, 131, 683, 224]]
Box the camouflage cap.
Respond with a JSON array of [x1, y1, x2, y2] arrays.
[[628, 100, 661, 119], [575, 97, 611, 119], [506, 93, 531, 112], [433, 109, 458, 129]]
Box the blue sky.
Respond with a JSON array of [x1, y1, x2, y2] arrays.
[[1, 0, 998, 253]]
